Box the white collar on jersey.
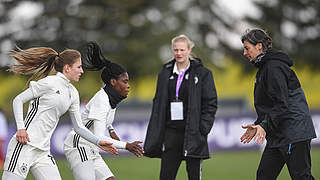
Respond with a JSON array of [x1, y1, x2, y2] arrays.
[[56, 72, 70, 83], [173, 61, 190, 75]]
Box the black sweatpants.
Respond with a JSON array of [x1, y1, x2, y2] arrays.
[[160, 129, 202, 180], [257, 140, 314, 180]]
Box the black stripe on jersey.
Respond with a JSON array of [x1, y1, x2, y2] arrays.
[[74, 135, 88, 162], [7, 142, 23, 172], [73, 134, 76, 148], [73, 120, 94, 162], [75, 135, 79, 148], [23, 98, 37, 127], [73, 134, 86, 162], [6, 98, 39, 173], [48, 155, 56, 165], [25, 98, 40, 129], [72, 119, 94, 148], [78, 146, 84, 162], [76, 145, 87, 162], [75, 134, 79, 147], [8, 98, 40, 172], [24, 100, 35, 124], [81, 147, 88, 161], [85, 120, 94, 128], [6, 98, 39, 172], [78, 148, 83, 162], [24, 98, 38, 125], [73, 134, 77, 148]]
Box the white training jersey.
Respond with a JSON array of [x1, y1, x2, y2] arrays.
[[14, 72, 80, 151], [64, 89, 126, 152]]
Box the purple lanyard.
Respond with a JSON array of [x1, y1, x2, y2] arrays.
[[175, 70, 186, 98]]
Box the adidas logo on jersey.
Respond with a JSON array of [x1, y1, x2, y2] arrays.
[[56, 90, 60, 94]]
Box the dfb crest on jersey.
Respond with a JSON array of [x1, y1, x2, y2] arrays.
[[90, 148, 96, 155], [20, 163, 28, 175]]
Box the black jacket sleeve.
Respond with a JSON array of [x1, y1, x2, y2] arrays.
[[255, 116, 269, 133]]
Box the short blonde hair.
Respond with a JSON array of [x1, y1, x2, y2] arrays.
[[171, 34, 195, 50]]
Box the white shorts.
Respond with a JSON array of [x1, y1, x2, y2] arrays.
[[64, 134, 100, 169], [64, 144, 114, 180], [71, 157, 114, 180], [3, 138, 59, 179]]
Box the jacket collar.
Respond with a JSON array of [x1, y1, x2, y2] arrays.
[[165, 58, 202, 71], [251, 52, 266, 68], [56, 72, 70, 83], [173, 61, 190, 75]]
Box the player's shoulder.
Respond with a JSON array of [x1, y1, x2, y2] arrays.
[[44, 74, 58, 82], [30, 75, 55, 89], [38, 74, 61, 86], [91, 89, 109, 105]]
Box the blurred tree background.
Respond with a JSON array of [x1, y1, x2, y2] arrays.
[[0, 0, 320, 119]]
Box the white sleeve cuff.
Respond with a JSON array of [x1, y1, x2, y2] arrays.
[[100, 136, 127, 149]]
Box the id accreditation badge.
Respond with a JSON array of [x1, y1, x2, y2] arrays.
[[170, 100, 184, 120]]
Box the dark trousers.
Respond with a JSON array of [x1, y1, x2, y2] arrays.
[[257, 140, 314, 180], [160, 129, 202, 180]]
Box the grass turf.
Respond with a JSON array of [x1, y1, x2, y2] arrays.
[[1, 148, 319, 179]]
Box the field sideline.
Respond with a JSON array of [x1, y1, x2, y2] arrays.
[[1, 148, 319, 179]]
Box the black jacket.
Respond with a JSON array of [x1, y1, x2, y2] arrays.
[[253, 49, 316, 147], [144, 58, 217, 159]]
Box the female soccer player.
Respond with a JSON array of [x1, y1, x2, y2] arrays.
[[2, 46, 118, 180], [63, 42, 144, 180]]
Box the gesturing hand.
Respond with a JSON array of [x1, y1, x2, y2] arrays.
[[98, 141, 118, 155], [125, 141, 144, 158], [252, 125, 266, 144], [240, 124, 266, 144], [240, 124, 256, 144], [16, 129, 30, 144]]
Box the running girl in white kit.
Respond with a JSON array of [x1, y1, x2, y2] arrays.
[[63, 42, 144, 180], [2, 46, 118, 180]]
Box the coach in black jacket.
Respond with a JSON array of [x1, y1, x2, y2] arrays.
[[240, 29, 316, 180], [144, 35, 217, 180]]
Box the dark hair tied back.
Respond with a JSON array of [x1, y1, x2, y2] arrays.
[[83, 41, 126, 85], [83, 41, 112, 70]]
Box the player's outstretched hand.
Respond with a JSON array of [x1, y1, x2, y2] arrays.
[[98, 141, 118, 155], [16, 129, 30, 144], [109, 131, 120, 141], [126, 141, 144, 158], [240, 124, 257, 144]]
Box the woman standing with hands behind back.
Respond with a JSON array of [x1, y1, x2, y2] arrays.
[[2, 46, 117, 180]]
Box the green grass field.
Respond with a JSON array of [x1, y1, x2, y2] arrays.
[[1, 148, 319, 180]]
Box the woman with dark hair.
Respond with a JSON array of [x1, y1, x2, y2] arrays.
[[63, 42, 144, 180], [240, 28, 316, 180], [2, 46, 118, 180]]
